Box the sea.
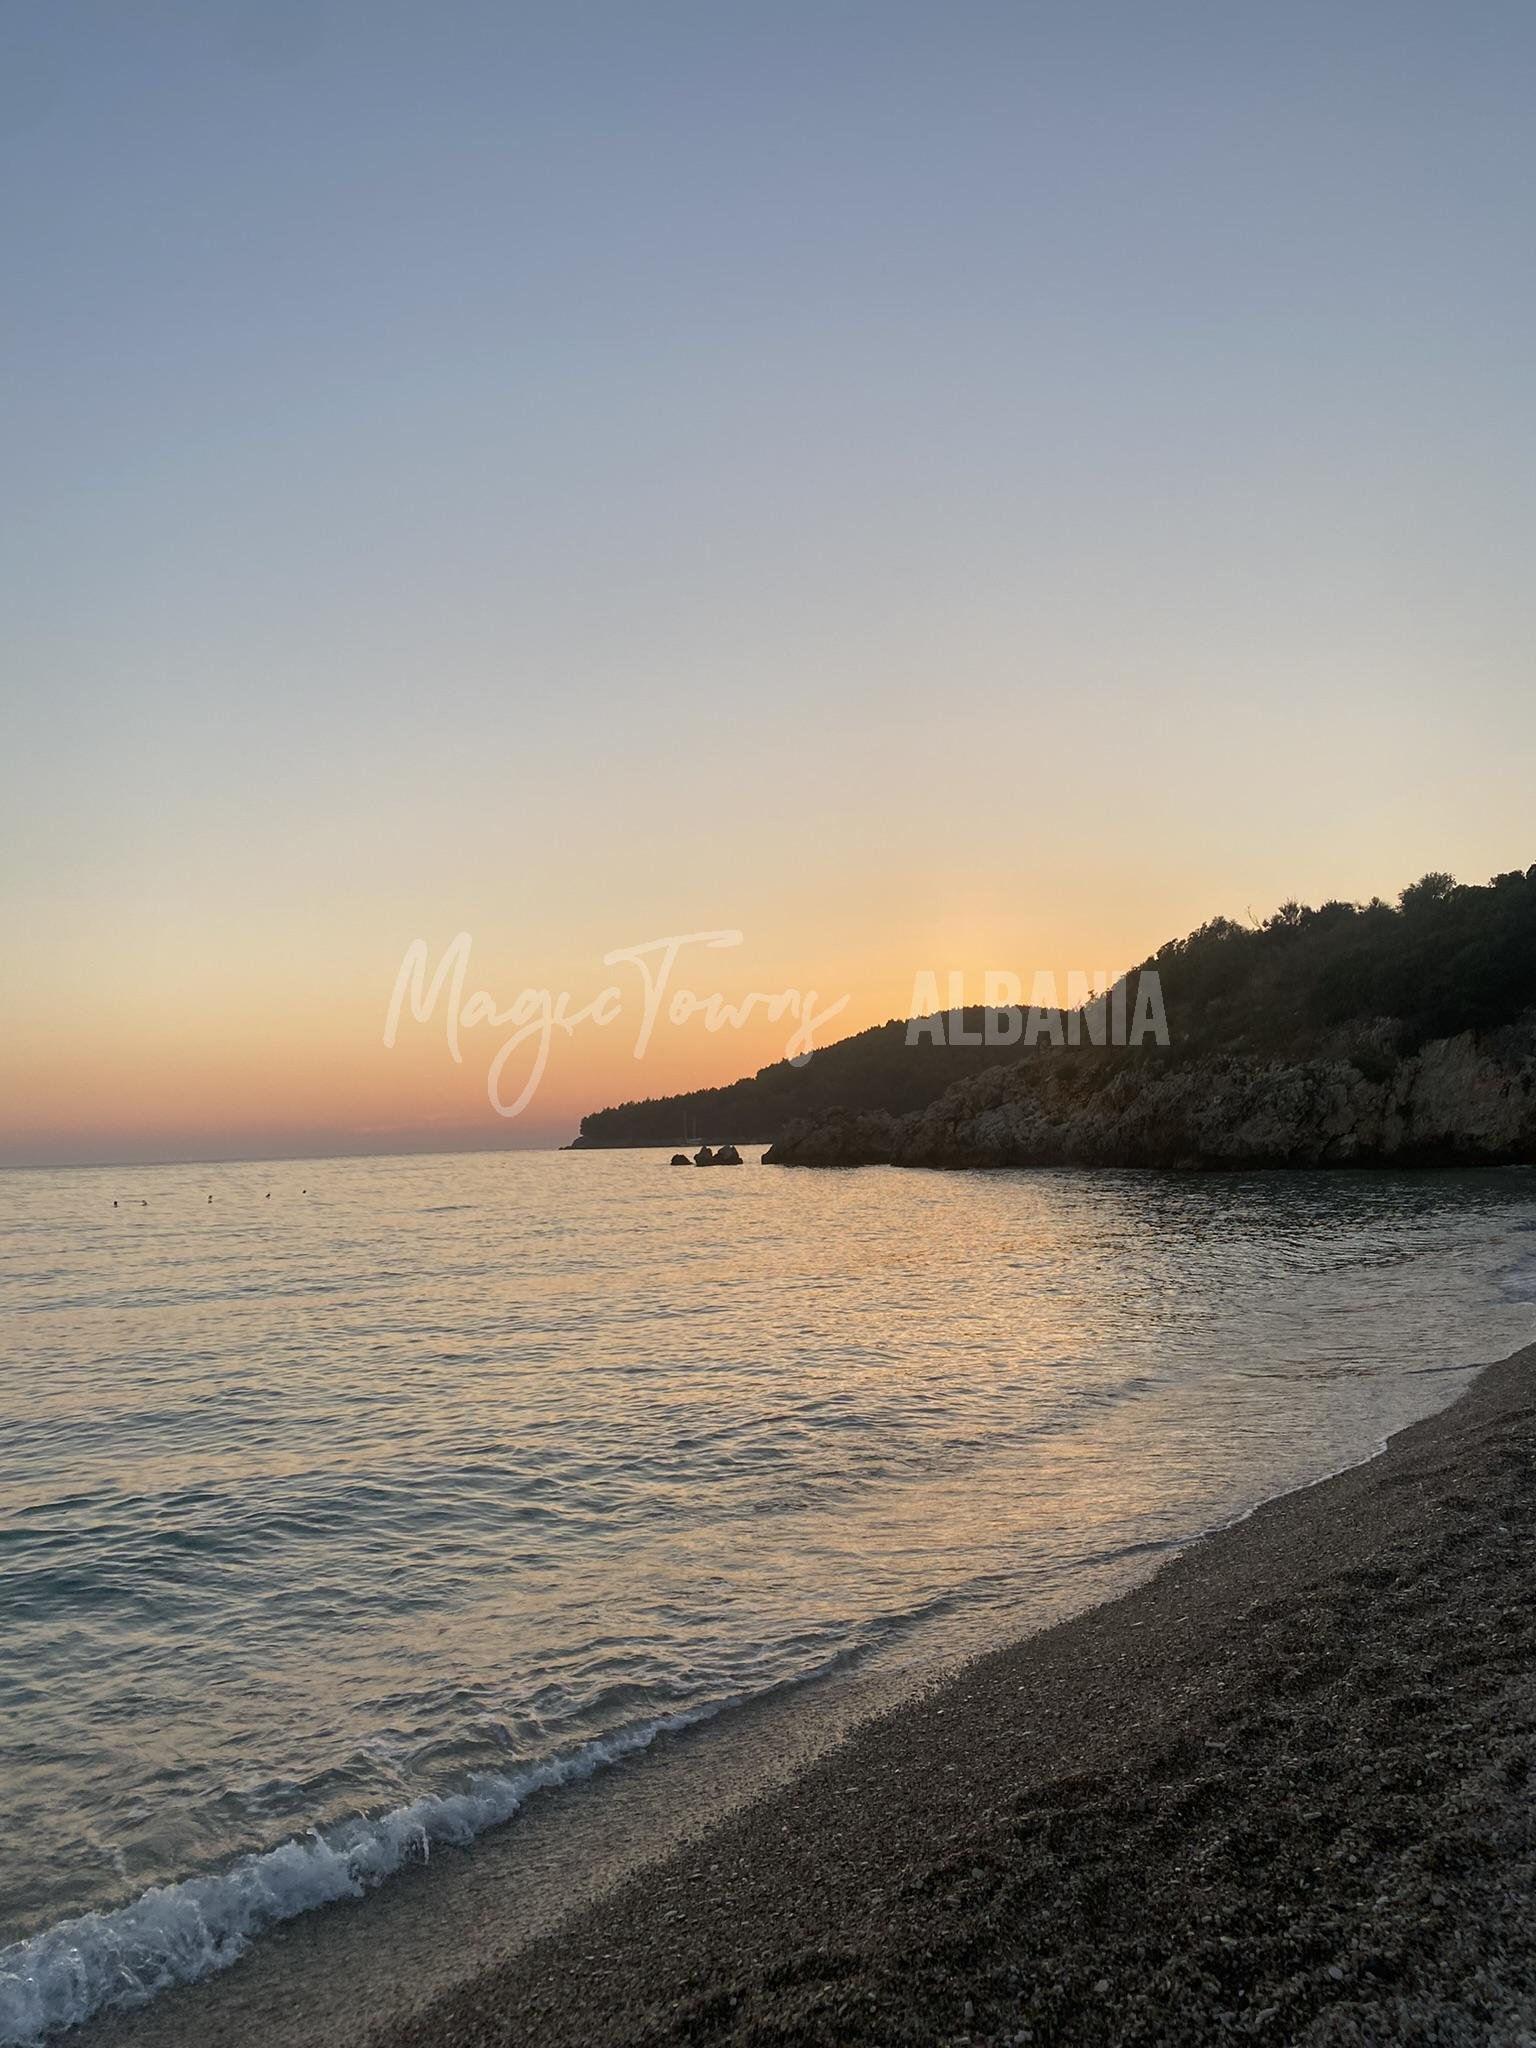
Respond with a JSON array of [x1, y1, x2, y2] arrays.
[[2, 1150, 1534, 2044]]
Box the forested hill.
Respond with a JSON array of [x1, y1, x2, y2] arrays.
[[567, 1012, 1009, 1148], [567, 866, 1536, 1149]]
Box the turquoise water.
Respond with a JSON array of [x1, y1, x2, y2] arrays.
[[1, 1152, 1534, 2041]]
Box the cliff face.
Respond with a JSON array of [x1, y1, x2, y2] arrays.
[[763, 1019, 1536, 1171]]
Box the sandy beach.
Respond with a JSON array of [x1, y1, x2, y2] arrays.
[[356, 1339, 1536, 2048]]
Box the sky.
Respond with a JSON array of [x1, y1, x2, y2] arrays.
[[4, 0, 1535, 1165]]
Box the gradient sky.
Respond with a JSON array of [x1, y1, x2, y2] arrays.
[[4, 0, 1535, 1164]]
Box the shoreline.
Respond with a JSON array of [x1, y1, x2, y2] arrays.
[[363, 1337, 1535, 2047], [73, 1524, 1184, 2048], [74, 1338, 1536, 2048]]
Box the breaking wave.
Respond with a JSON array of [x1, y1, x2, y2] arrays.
[[0, 1705, 719, 2048]]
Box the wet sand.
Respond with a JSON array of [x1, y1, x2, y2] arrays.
[[361, 1340, 1536, 2048], [86, 1341, 1536, 2048]]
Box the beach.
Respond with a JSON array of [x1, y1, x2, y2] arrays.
[[364, 1338, 1536, 2048], [79, 1335, 1535, 2048]]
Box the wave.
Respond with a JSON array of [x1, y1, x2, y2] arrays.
[[0, 1703, 723, 2048], [0, 1552, 1113, 2048]]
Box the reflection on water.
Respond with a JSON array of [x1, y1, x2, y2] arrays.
[[0, 1152, 1533, 1979]]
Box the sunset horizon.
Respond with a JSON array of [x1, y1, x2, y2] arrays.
[[8, 851, 1534, 1168], [8, 3, 1536, 1170]]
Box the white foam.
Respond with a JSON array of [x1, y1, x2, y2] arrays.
[[0, 1705, 718, 2047]]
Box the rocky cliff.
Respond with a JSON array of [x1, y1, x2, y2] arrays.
[[763, 1018, 1536, 1171]]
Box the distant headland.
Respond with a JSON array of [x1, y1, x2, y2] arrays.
[[569, 866, 1536, 1169]]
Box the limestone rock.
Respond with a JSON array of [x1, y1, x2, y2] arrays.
[[763, 1017, 1536, 1171]]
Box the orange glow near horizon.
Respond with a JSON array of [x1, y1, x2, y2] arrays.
[[9, 6, 1536, 1169], [8, 830, 1534, 1169], [5, 898, 1162, 1164]]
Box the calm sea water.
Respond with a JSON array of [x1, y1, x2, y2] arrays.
[[2, 1151, 1534, 2042]]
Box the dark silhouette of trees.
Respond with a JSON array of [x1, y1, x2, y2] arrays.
[[570, 865, 1536, 1146]]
